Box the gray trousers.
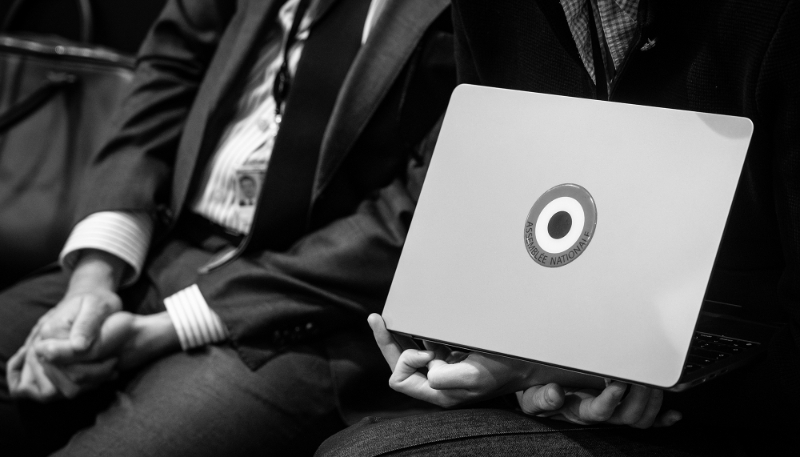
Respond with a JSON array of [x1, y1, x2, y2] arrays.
[[0, 231, 344, 457], [315, 408, 778, 457]]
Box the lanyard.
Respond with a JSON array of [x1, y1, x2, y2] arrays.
[[272, 0, 314, 122]]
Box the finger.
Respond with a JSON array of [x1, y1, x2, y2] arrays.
[[12, 350, 57, 401], [389, 349, 467, 408], [43, 358, 118, 398], [653, 409, 682, 428], [611, 384, 650, 425], [421, 341, 451, 373], [446, 350, 470, 364], [26, 351, 58, 401], [425, 356, 485, 390], [34, 338, 86, 365], [11, 357, 38, 399], [63, 358, 119, 386], [630, 389, 664, 429], [580, 381, 628, 422], [516, 383, 565, 416], [368, 314, 404, 370], [6, 345, 28, 391], [40, 361, 81, 399], [422, 340, 451, 361], [70, 296, 115, 351], [390, 350, 436, 384]]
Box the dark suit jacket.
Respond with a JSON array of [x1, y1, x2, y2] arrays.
[[452, 0, 799, 429], [77, 0, 455, 422]]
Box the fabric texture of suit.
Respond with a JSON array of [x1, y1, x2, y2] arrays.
[[79, 0, 455, 419], [0, 0, 455, 453], [450, 0, 799, 432], [316, 2, 798, 455]]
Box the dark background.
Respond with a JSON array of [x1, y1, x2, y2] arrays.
[[0, 0, 167, 54]]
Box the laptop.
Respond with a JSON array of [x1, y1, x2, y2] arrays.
[[382, 84, 777, 391]]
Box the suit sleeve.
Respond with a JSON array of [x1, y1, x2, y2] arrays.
[[75, 0, 235, 221], [197, 116, 444, 369]]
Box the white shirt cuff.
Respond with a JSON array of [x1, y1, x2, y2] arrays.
[[60, 211, 153, 287], [164, 284, 229, 350]]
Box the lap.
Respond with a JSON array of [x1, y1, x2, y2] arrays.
[[315, 408, 741, 457], [54, 344, 342, 457], [2, 234, 343, 456], [0, 265, 67, 364]]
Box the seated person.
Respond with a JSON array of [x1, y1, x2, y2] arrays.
[[0, 0, 455, 455], [317, 0, 800, 455]]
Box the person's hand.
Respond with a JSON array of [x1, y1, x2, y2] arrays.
[[516, 382, 682, 429], [369, 314, 600, 408], [7, 249, 127, 402], [37, 311, 180, 396], [369, 314, 681, 429], [370, 314, 536, 407], [11, 311, 180, 401], [6, 324, 60, 402], [36, 288, 123, 354], [34, 250, 126, 355], [7, 312, 132, 401]]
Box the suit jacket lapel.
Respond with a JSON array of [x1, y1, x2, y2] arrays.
[[172, 0, 279, 211], [312, 0, 450, 199], [310, 0, 342, 28]]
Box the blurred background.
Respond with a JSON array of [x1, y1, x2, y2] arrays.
[[0, 0, 167, 53]]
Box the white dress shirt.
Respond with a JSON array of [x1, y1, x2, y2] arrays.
[[60, 0, 386, 350]]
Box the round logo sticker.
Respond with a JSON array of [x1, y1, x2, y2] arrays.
[[524, 184, 597, 267]]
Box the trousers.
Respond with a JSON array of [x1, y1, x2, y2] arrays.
[[0, 229, 345, 456], [315, 407, 791, 457]]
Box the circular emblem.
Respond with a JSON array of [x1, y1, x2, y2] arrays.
[[524, 184, 597, 267]]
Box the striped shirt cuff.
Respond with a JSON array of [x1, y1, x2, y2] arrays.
[[164, 284, 229, 350], [60, 211, 153, 287]]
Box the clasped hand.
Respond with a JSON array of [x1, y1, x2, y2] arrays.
[[369, 314, 681, 428], [6, 289, 136, 402]]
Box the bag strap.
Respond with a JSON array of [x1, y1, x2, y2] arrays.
[[1, 0, 93, 43], [0, 72, 77, 134]]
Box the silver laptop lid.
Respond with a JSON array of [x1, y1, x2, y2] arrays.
[[382, 85, 753, 388]]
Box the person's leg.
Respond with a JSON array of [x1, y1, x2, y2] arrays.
[[0, 267, 120, 456], [315, 408, 744, 457], [51, 343, 344, 457]]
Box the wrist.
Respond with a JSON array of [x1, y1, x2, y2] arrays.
[[131, 312, 181, 363], [67, 250, 126, 295]]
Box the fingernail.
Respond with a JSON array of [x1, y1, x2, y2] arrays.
[[72, 336, 89, 350], [668, 412, 682, 425], [546, 387, 560, 405]]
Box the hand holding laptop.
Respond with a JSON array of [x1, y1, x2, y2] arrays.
[[370, 314, 682, 428]]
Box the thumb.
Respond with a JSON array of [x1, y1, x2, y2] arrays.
[[69, 296, 116, 351], [517, 383, 566, 416], [392, 350, 436, 381]]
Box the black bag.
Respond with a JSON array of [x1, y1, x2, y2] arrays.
[[0, 0, 135, 289]]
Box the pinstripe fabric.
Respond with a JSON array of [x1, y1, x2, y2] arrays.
[[59, 0, 386, 351], [190, 0, 308, 235], [560, 0, 639, 85], [164, 285, 228, 349], [59, 211, 154, 286], [192, 0, 386, 235]]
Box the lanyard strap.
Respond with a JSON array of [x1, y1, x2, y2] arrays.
[[273, 0, 314, 120], [247, 0, 370, 252]]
